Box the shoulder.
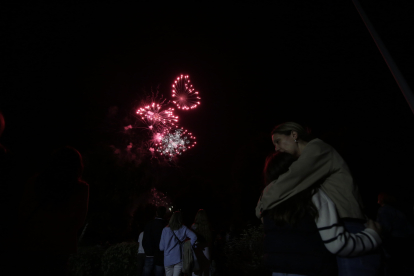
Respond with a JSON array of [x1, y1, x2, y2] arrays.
[[181, 225, 192, 233], [304, 139, 333, 154], [161, 226, 171, 236], [156, 218, 167, 224], [155, 219, 167, 229]]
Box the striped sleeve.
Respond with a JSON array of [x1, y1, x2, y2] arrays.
[[312, 190, 381, 257]]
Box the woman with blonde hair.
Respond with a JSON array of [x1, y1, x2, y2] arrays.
[[160, 211, 197, 276], [191, 209, 213, 276], [262, 152, 381, 275], [257, 122, 382, 275]]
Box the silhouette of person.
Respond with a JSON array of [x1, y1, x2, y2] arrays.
[[16, 146, 89, 275], [0, 111, 15, 257], [142, 206, 168, 276], [191, 209, 213, 276], [377, 192, 414, 275]]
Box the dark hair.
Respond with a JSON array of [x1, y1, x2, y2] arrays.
[[156, 206, 166, 219], [192, 209, 213, 244], [271, 122, 313, 142], [168, 211, 183, 231], [263, 152, 320, 225], [263, 152, 298, 186]]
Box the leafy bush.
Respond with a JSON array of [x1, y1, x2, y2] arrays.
[[101, 242, 139, 276], [68, 245, 106, 276], [224, 224, 267, 276]]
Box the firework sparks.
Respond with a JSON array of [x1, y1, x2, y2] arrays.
[[149, 188, 171, 207], [137, 102, 178, 131], [120, 83, 199, 161], [151, 132, 164, 145], [155, 128, 196, 159], [172, 75, 201, 110]]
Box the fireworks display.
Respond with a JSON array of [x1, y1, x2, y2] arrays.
[[149, 188, 171, 207], [172, 75, 201, 110], [137, 102, 178, 131], [124, 74, 200, 161], [155, 128, 196, 159]]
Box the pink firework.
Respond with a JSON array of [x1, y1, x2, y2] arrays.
[[137, 102, 178, 130], [171, 75, 201, 110], [151, 132, 164, 145]]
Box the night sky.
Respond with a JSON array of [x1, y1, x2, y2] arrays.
[[2, 2, 414, 226]]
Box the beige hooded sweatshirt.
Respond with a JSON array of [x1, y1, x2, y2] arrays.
[[256, 138, 365, 220]]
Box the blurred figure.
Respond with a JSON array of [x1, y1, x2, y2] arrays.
[[225, 224, 235, 243], [0, 111, 5, 152], [0, 110, 8, 199], [15, 146, 89, 275], [191, 209, 213, 276], [137, 227, 146, 276], [377, 192, 414, 275], [160, 211, 197, 276], [142, 206, 167, 276], [0, 111, 11, 194], [0, 111, 11, 262]]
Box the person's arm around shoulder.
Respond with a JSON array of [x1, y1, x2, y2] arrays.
[[257, 139, 332, 218], [313, 190, 382, 257], [184, 225, 197, 246]]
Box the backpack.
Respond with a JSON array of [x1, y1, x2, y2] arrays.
[[171, 229, 200, 274]]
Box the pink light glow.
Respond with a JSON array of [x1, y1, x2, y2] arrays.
[[171, 75, 201, 110], [136, 102, 178, 132]]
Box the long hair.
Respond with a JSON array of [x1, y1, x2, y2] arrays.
[[263, 152, 298, 187], [263, 152, 320, 225], [168, 211, 183, 231], [192, 209, 213, 244]]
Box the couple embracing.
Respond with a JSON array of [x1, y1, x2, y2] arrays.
[[257, 122, 382, 276]]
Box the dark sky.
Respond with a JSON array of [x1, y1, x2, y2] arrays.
[[2, 2, 414, 221]]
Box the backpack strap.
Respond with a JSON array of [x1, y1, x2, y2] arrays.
[[171, 228, 183, 256], [171, 228, 183, 244]]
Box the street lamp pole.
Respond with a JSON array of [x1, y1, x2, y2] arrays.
[[352, 0, 414, 115]]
